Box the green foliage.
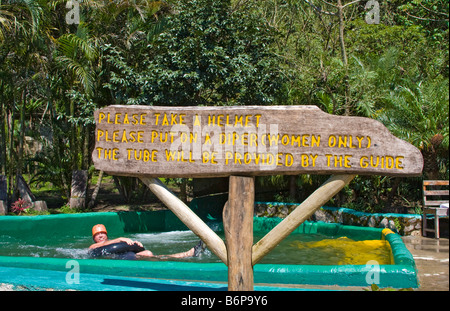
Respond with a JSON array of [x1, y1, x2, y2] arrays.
[[0, 0, 448, 213], [30, 139, 73, 196], [58, 203, 82, 214], [56, 31, 99, 97], [380, 79, 449, 149], [106, 0, 286, 106], [378, 77, 449, 179], [348, 20, 427, 59], [344, 176, 389, 213]]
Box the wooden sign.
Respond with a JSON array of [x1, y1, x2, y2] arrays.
[[92, 105, 423, 177]]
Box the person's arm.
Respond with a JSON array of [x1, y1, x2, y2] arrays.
[[89, 238, 134, 249], [89, 237, 142, 249], [89, 241, 105, 249], [108, 237, 132, 245], [106, 238, 144, 247]]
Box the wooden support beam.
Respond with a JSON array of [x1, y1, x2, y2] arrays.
[[223, 176, 255, 291], [140, 177, 228, 265], [252, 174, 356, 265]]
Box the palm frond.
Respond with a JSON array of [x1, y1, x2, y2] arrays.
[[57, 32, 99, 62], [0, 9, 14, 42], [56, 55, 95, 96]]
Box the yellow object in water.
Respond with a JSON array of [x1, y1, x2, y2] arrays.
[[290, 237, 393, 265]]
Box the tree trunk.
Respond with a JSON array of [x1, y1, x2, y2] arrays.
[[82, 125, 90, 170], [0, 84, 7, 176], [423, 134, 445, 180], [422, 149, 440, 180], [337, 0, 348, 68], [49, 97, 69, 199], [88, 170, 104, 209], [386, 177, 401, 210], [69, 99, 78, 171], [179, 178, 188, 204], [15, 91, 27, 197], [337, 0, 351, 116], [69, 170, 88, 209], [289, 175, 297, 201], [8, 101, 16, 201]]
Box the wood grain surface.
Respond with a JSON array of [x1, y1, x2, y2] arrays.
[[93, 105, 423, 177]]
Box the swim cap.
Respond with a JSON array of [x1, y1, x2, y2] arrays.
[[92, 224, 107, 237]]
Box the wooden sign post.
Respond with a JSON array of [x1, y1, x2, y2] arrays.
[[224, 176, 255, 290], [93, 105, 423, 291]]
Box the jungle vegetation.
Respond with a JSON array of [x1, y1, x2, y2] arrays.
[[0, 0, 448, 213]]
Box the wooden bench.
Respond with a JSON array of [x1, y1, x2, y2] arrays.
[[422, 180, 449, 239]]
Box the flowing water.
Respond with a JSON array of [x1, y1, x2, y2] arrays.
[[0, 230, 392, 265]]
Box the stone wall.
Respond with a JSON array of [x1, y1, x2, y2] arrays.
[[254, 202, 423, 236]]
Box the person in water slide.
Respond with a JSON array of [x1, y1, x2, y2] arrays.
[[90, 224, 205, 259]]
